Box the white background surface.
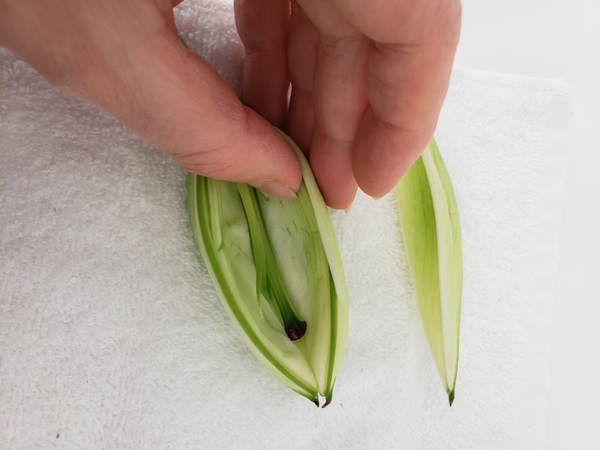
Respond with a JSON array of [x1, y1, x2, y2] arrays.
[[454, 1, 600, 448], [1, 1, 597, 448]]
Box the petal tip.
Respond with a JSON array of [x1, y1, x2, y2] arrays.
[[448, 389, 455, 406]]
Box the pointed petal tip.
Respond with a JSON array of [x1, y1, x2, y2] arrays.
[[448, 389, 455, 406], [321, 390, 333, 408]]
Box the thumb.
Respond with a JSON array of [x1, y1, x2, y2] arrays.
[[126, 37, 302, 197], [0, 0, 301, 197], [85, 15, 303, 198]]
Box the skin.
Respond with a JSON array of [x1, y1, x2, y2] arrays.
[[0, 0, 461, 210]]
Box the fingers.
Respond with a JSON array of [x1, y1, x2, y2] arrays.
[[309, 31, 370, 209], [297, 0, 460, 205], [285, 1, 318, 153], [287, 0, 368, 208], [328, 0, 461, 199], [234, 0, 290, 128], [352, 38, 457, 197]]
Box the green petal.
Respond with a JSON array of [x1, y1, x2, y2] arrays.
[[187, 129, 348, 405], [396, 138, 462, 404]]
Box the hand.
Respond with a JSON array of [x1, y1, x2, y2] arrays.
[[236, 0, 461, 209], [1, 0, 461, 208], [0, 0, 302, 199]]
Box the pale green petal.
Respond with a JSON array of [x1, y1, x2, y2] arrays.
[[396, 138, 462, 405], [187, 129, 348, 406]]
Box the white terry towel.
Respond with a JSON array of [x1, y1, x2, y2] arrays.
[[0, 0, 571, 448]]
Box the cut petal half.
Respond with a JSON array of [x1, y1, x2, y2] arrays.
[[396, 137, 462, 405], [187, 129, 348, 406]]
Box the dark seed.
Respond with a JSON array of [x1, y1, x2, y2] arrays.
[[286, 321, 307, 341]]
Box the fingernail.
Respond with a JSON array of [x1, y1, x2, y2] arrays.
[[344, 201, 353, 214], [249, 180, 298, 200], [371, 195, 384, 201]]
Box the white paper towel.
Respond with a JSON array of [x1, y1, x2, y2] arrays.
[[0, 0, 571, 448]]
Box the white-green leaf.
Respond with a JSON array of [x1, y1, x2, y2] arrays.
[[396, 137, 462, 405], [187, 129, 348, 406]]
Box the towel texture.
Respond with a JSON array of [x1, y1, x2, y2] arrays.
[[1, 0, 570, 448]]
